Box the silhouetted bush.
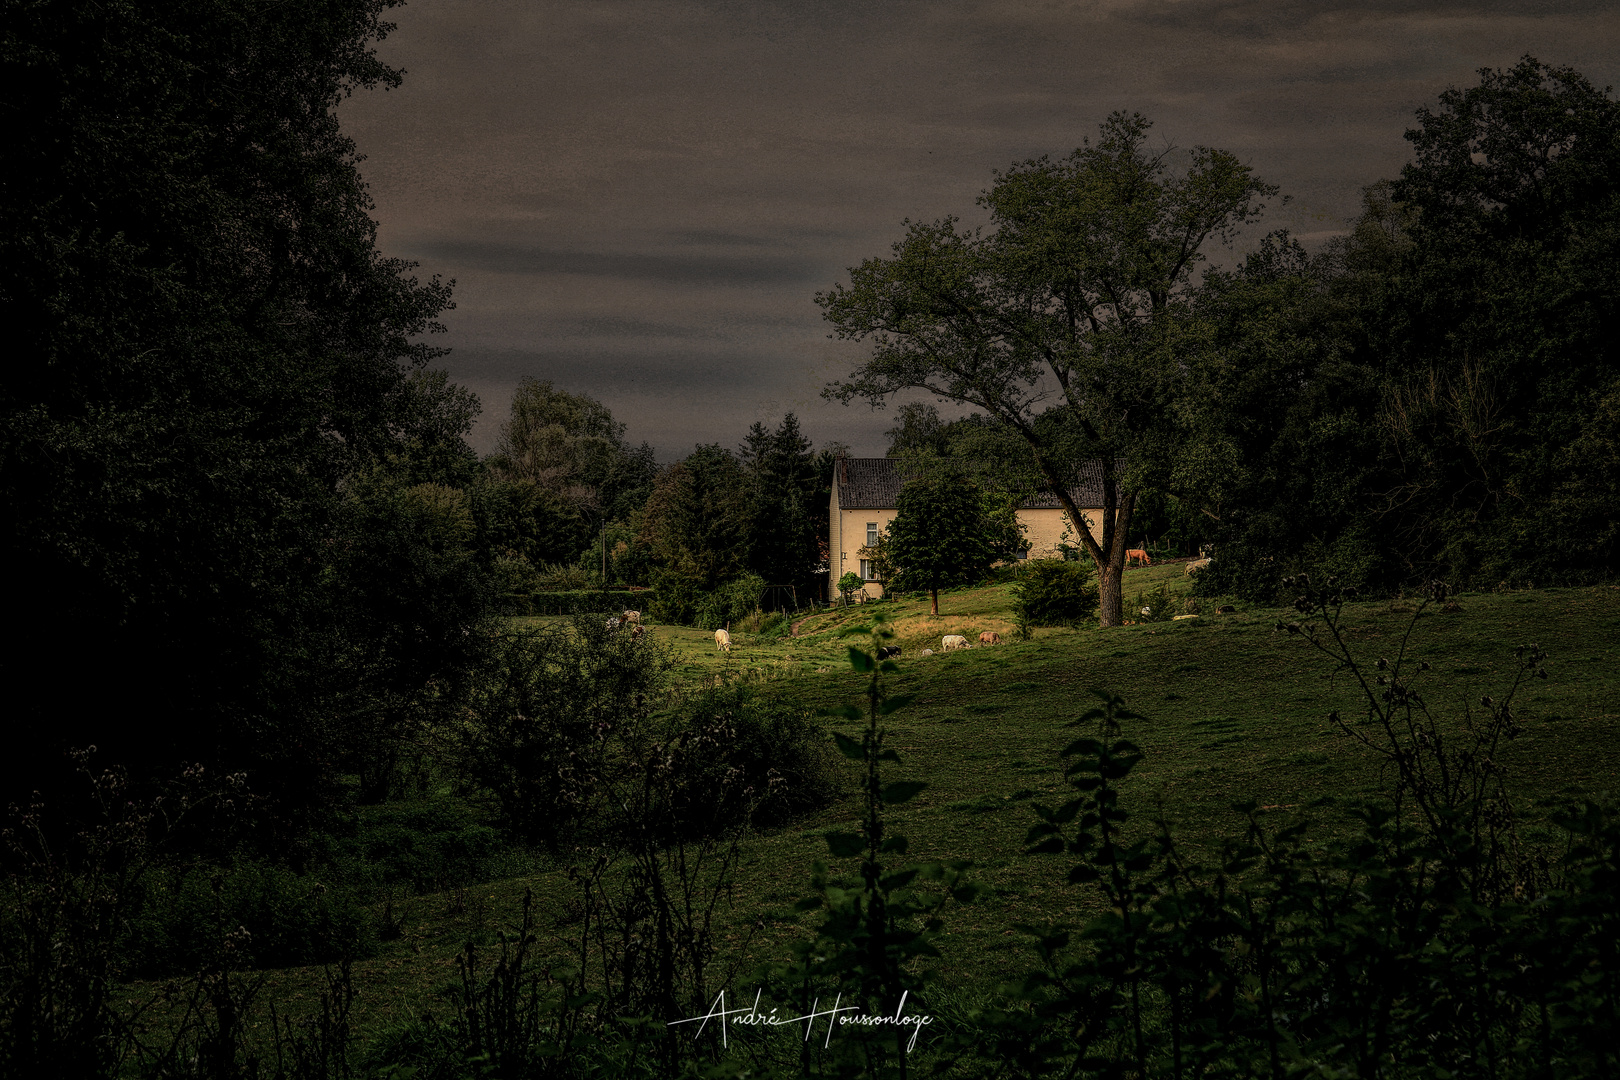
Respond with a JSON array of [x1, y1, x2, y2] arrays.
[[653, 683, 841, 838]]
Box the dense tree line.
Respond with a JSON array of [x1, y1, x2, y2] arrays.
[[0, 0, 838, 824], [1197, 58, 1620, 598], [826, 57, 1619, 604], [1, 0, 479, 822]]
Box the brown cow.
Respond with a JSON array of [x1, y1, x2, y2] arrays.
[[1126, 549, 1152, 566], [979, 631, 1001, 645]]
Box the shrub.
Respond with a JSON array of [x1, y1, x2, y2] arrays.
[[124, 860, 375, 977], [332, 799, 505, 895], [1012, 559, 1098, 627], [1131, 582, 1175, 622], [651, 684, 841, 838], [648, 564, 702, 624], [459, 615, 672, 850], [693, 572, 766, 631], [837, 570, 865, 604]]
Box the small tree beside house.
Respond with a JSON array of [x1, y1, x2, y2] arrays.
[[885, 475, 997, 616], [836, 571, 866, 606]]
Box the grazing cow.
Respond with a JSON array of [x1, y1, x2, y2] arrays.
[[1185, 558, 1211, 576], [941, 635, 968, 651], [979, 631, 1000, 645], [877, 645, 901, 660], [631, 624, 646, 639], [1126, 549, 1152, 566], [714, 628, 732, 652], [623, 609, 642, 625], [920, 649, 934, 656], [606, 616, 623, 631]]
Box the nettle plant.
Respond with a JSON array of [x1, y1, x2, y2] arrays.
[[983, 575, 1619, 1079], [766, 613, 979, 1080]]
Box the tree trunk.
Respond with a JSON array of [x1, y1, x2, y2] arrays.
[[1098, 561, 1124, 627], [930, 585, 939, 616]]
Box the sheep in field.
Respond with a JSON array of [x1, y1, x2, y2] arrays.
[[979, 631, 1001, 645], [1185, 558, 1211, 576], [941, 635, 969, 651], [920, 648, 934, 656], [714, 628, 732, 653]]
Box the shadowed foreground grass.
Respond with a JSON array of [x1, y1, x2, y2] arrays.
[[198, 580, 1620, 1057]]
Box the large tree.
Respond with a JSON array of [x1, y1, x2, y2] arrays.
[[491, 378, 657, 527], [0, 0, 467, 812], [820, 112, 1276, 625]]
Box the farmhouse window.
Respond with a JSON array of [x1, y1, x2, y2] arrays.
[[859, 560, 873, 581], [866, 522, 879, 546]]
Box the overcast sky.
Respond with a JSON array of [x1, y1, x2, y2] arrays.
[[339, 0, 1620, 460]]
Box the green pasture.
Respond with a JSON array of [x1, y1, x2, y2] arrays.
[[235, 573, 1620, 1048]]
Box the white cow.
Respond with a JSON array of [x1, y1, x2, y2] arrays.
[[715, 628, 732, 652], [623, 609, 642, 625], [1185, 558, 1211, 576], [941, 635, 969, 651]]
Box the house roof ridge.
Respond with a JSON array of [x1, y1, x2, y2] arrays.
[[833, 455, 1105, 510]]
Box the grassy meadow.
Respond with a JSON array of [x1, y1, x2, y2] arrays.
[[239, 564, 1620, 1050]]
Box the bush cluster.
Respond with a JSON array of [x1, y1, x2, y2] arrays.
[[1013, 559, 1099, 626], [123, 861, 375, 978]]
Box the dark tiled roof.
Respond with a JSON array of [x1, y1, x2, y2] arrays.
[[835, 457, 1105, 509]]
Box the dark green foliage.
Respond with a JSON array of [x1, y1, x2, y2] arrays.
[[458, 615, 671, 850], [647, 568, 764, 629], [489, 378, 658, 529], [1191, 60, 1620, 599], [639, 444, 754, 589], [329, 799, 504, 895], [1013, 559, 1099, 627], [740, 414, 826, 601], [471, 478, 591, 576], [658, 684, 840, 835], [885, 474, 997, 613], [502, 588, 654, 617], [694, 573, 767, 632], [0, 0, 481, 819], [124, 861, 374, 978], [325, 474, 499, 803]]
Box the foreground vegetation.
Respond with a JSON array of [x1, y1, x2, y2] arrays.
[[6, 574, 1616, 1076]]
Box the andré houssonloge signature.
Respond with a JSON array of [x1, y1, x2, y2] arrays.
[[667, 989, 937, 1052]]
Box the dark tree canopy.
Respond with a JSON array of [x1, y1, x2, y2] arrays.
[[1178, 58, 1620, 600], [740, 413, 824, 601], [0, 0, 471, 814]]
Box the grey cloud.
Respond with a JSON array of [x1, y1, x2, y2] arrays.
[[1116, 0, 1613, 34], [412, 239, 829, 287]]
